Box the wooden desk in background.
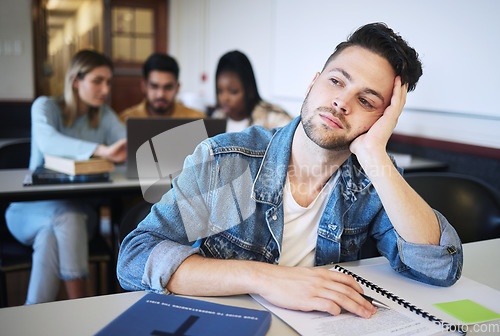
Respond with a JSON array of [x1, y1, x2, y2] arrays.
[[0, 239, 498, 336]]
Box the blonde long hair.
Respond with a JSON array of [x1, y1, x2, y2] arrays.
[[61, 49, 113, 128]]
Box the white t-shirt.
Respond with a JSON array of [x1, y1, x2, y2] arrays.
[[278, 172, 340, 267], [226, 117, 250, 133]]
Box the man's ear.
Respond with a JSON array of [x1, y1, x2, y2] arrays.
[[305, 72, 320, 96], [141, 79, 147, 94]]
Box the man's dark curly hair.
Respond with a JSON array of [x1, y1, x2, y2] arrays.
[[323, 22, 423, 92]]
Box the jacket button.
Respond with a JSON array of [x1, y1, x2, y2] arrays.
[[272, 215, 277, 220]]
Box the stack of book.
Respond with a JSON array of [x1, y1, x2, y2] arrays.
[[27, 155, 114, 185], [43, 154, 114, 175]]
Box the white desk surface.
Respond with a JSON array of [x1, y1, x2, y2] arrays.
[[0, 165, 141, 199], [0, 153, 446, 200], [388, 151, 448, 172], [0, 239, 498, 336]]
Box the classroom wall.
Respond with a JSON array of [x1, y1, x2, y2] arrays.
[[1, 0, 499, 151], [0, 0, 34, 100], [169, 0, 500, 150]]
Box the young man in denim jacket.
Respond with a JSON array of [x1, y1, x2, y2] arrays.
[[118, 23, 462, 319]]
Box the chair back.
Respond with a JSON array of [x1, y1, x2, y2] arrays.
[[0, 138, 31, 248], [0, 139, 31, 169], [0, 139, 32, 306], [0, 138, 32, 251], [405, 172, 500, 243]]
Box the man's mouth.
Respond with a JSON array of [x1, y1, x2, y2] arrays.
[[319, 112, 344, 129], [154, 99, 168, 106]]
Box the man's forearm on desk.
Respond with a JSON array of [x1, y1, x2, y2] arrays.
[[167, 254, 377, 319]]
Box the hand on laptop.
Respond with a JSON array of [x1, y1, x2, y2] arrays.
[[93, 138, 127, 163]]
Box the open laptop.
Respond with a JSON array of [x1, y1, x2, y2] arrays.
[[126, 117, 227, 180]]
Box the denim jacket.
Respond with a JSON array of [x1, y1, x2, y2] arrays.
[[117, 117, 462, 293]]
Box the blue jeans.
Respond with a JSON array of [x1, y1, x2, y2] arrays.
[[6, 200, 98, 304]]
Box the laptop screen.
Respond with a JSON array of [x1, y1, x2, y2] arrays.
[[126, 117, 227, 180]]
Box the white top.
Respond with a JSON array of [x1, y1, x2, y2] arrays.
[[226, 117, 251, 133], [279, 172, 339, 267]]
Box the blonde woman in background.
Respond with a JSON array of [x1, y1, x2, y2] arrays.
[[5, 49, 126, 304]]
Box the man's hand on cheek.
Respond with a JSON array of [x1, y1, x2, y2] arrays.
[[350, 77, 408, 161]]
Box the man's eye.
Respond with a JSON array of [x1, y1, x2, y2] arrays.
[[359, 98, 373, 108], [330, 78, 341, 85]]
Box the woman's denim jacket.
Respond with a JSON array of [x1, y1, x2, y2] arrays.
[[118, 117, 462, 293]]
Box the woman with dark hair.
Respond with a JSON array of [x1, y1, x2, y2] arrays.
[[5, 49, 126, 304], [211, 50, 292, 132]]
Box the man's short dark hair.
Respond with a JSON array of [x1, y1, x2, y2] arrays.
[[323, 22, 423, 92], [143, 53, 180, 81]]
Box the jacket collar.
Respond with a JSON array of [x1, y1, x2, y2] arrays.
[[252, 117, 298, 206]]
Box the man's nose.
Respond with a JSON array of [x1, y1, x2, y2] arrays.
[[219, 93, 229, 104], [157, 88, 166, 95], [331, 96, 350, 115]]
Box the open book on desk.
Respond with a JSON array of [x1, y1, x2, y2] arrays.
[[252, 262, 500, 336]]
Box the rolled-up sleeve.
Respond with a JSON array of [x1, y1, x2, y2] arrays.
[[142, 240, 199, 293], [393, 210, 463, 286]]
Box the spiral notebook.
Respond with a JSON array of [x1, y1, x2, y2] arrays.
[[252, 262, 500, 336], [333, 264, 467, 335]]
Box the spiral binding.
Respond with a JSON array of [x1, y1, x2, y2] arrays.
[[333, 265, 468, 335]]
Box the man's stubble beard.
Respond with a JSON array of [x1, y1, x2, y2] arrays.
[[299, 97, 355, 151], [148, 99, 175, 116]]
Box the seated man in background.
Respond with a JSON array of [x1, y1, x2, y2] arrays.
[[119, 53, 205, 122], [117, 23, 462, 319]]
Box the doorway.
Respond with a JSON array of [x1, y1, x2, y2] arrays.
[[33, 0, 168, 114]]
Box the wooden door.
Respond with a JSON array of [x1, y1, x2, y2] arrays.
[[104, 0, 168, 114]]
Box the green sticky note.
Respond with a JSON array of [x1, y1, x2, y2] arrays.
[[433, 299, 500, 324]]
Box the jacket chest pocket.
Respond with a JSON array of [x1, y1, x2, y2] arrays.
[[340, 226, 370, 260], [202, 233, 272, 263]]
